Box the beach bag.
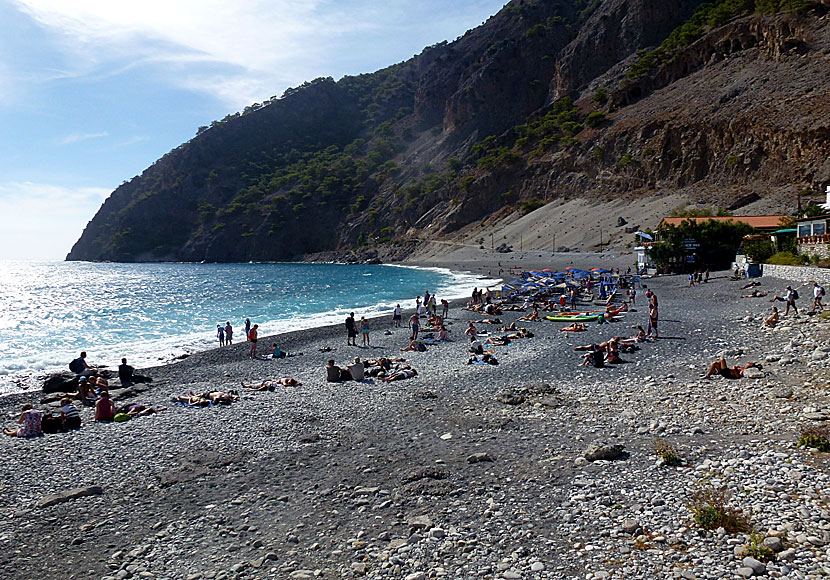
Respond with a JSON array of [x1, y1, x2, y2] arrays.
[[113, 413, 131, 422], [41, 414, 63, 434], [69, 358, 84, 373]]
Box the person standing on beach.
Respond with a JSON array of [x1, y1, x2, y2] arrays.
[[646, 291, 659, 338], [393, 304, 402, 327], [248, 324, 259, 358], [360, 316, 370, 346], [409, 312, 420, 340], [441, 299, 449, 319], [424, 290, 431, 310], [345, 313, 357, 346], [415, 296, 422, 316], [245, 318, 251, 341], [217, 324, 225, 347], [225, 322, 233, 345]]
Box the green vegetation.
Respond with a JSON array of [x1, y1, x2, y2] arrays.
[[593, 87, 608, 103], [745, 531, 776, 562], [616, 152, 634, 169], [743, 239, 775, 263], [627, 0, 818, 81], [798, 425, 830, 451], [585, 111, 607, 127], [650, 218, 754, 269], [766, 251, 806, 265], [653, 439, 683, 466], [689, 485, 750, 533], [519, 197, 547, 215], [669, 206, 732, 218]]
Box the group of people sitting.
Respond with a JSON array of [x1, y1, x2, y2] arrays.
[[326, 356, 416, 382]]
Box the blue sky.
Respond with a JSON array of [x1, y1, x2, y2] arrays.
[[0, 0, 507, 260]]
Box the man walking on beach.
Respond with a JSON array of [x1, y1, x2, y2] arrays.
[[812, 281, 825, 313], [345, 313, 357, 346], [393, 304, 402, 328]]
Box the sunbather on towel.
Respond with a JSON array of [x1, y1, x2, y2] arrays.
[[243, 378, 302, 391], [380, 366, 417, 382]]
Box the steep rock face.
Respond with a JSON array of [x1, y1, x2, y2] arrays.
[[552, 0, 705, 98], [67, 0, 830, 262]]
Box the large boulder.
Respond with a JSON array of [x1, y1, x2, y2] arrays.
[[42, 373, 78, 394]]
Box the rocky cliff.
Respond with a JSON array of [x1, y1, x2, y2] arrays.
[[67, 0, 830, 262]]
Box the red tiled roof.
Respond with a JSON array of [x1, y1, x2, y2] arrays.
[[658, 215, 787, 229]]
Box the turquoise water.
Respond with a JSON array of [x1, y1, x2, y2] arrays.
[[0, 261, 496, 393]]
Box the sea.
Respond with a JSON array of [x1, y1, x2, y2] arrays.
[[0, 261, 499, 395]]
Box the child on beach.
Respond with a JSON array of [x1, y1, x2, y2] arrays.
[[360, 316, 370, 346]]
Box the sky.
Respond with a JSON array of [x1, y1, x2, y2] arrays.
[[0, 0, 508, 260]]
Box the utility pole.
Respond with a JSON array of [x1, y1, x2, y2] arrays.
[[552, 232, 556, 252], [599, 229, 603, 249]]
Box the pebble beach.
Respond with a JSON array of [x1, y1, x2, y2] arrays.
[[1, 256, 829, 580]]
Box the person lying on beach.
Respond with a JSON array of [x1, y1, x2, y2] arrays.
[[117, 403, 167, 417], [519, 308, 540, 322], [559, 322, 587, 332], [486, 336, 510, 346], [4, 404, 42, 437], [401, 339, 427, 352], [497, 322, 518, 332], [740, 289, 768, 298], [173, 390, 239, 406], [483, 304, 502, 315], [740, 281, 761, 290], [621, 326, 647, 342], [366, 357, 402, 368], [504, 328, 533, 340], [703, 358, 758, 379], [764, 306, 779, 327], [243, 377, 303, 391], [476, 318, 502, 325], [94, 392, 116, 422], [380, 366, 417, 382]]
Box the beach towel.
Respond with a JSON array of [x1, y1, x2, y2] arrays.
[[173, 401, 214, 409]]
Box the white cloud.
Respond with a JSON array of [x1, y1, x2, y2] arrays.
[[9, 0, 379, 107], [0, 182, 111, 260], [59, 131, 108, 145], [8, 1, 508, 108]]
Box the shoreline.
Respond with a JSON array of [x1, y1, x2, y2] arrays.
[[2, 256, 829, 580], [0, 261, 499, 397]]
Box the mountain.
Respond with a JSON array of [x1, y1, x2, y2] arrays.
[[67, 0, 830, 262]]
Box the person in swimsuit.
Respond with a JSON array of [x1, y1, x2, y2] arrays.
[[703, 358, 757, 379], [360, 316, 370, 346], [94, 392, 116, 422], [764, 306, 779, 327], [380, 366, 417, 382], [409, 312, 420, 340], [243, 378, 302, 390], [248, 324, 259, 358]]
